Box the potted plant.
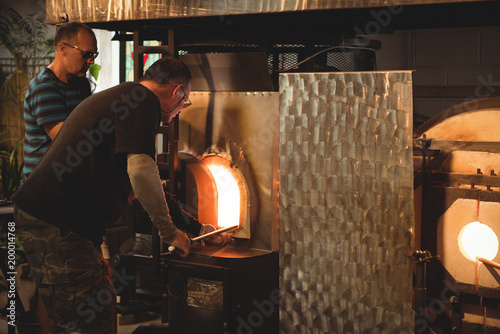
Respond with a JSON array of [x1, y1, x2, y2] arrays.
[[0, 133, 24, 202], [0, 8, 48, 328]]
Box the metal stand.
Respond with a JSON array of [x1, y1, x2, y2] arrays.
[[131, 27, 179, 274], [411, 250, 437, 334]]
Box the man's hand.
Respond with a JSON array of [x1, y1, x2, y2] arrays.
[[201, 224, 233, 246], [169, 229, 191, 257]]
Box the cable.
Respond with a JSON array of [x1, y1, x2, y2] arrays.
[[271, 45, 377, 73]]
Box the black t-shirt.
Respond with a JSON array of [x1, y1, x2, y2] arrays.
[[12, 82, 161, 246]]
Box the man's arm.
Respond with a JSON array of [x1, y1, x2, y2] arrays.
[[127, 153, 191, 256]]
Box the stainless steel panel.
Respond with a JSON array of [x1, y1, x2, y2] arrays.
[[279, 71, 414, 333], [180, 53, 273, 92], [46, 0, 489, 24], [178, 91, 279, 252]]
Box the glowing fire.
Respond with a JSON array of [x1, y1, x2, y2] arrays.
[[459, 221, 499, 261], [206, 163, 240, 228]]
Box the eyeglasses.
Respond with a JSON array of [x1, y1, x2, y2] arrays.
[[62, 42, 99, 60], [162, 85, 192, 114], [180, 86, 192, 109]]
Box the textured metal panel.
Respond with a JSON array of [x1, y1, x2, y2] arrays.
[[186, 277, 224, 311], [279, 71, 414, 333], [46, 0, 489, 24]]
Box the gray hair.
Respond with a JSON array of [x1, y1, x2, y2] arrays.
[[140, 57, 192, 87]]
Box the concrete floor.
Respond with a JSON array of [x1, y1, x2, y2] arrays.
[[117, 316, 162, 334]]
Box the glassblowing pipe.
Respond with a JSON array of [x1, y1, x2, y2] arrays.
[[476, 256, 500, 269], [191, 225, 239, 243], [167, 225, 239, 252]]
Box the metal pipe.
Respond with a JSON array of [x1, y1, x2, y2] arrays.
[[410, 250, 439, 334], [476, 256, 500, 269], [167, 225, 239, 252], [414, 250, 430, 334], [191, 225, 239, 243]]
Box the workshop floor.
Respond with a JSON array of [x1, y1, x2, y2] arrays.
[[117, 315, 163, 334], [0, 313, 163, 334]]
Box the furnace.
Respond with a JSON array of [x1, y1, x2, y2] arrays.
[[414, 97, 500, 333], [39, 1, 500, 333], [151, 51, 281, 332], [175, 87, 280, 252], [177, 152, 251, 239]]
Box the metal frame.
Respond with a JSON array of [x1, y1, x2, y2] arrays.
[[130, 27, 179, 272]]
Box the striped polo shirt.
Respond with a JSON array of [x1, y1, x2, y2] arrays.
[[23, 68, 91, 177]]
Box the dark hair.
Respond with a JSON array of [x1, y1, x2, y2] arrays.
[[54, 22, 96, 47], [140, 57, 192, 87]]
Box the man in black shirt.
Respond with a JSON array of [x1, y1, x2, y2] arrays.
[[12, 57, 217, 333]]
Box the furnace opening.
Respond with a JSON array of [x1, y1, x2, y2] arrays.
[[205, 163, 240, 228], [458, 221, 499, 262], [202, 155, 250, 238]]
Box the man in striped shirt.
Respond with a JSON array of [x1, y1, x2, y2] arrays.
[[23, 22, 98, 177], [20, 21, 98, 334]]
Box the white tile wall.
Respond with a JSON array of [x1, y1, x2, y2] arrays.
[[412, 67, 447, 86], [413, 97, 464, 119], [480, 27, 500, 65], [374, 31, 410, 70], [447, 66, 500, 87], [414, 28, 479, 67], [376, 26, 500, 119]]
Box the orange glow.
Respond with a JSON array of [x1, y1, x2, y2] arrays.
[[206, 163, 241, 228], [459, 221, 499, 261]]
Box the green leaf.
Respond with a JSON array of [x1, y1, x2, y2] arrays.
[[88, 64, 101, 81], [0, 136, 24, 200], [6, 8, 32, 35]]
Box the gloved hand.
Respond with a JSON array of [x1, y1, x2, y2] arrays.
[[200, 224, 233, 246], [168, 229, 191, 257]]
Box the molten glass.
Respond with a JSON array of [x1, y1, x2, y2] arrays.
[[459, 221, 499, 261], [206, 163, 241, 228]]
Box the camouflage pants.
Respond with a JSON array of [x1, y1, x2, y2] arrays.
[[14, 206, 116, 334]]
